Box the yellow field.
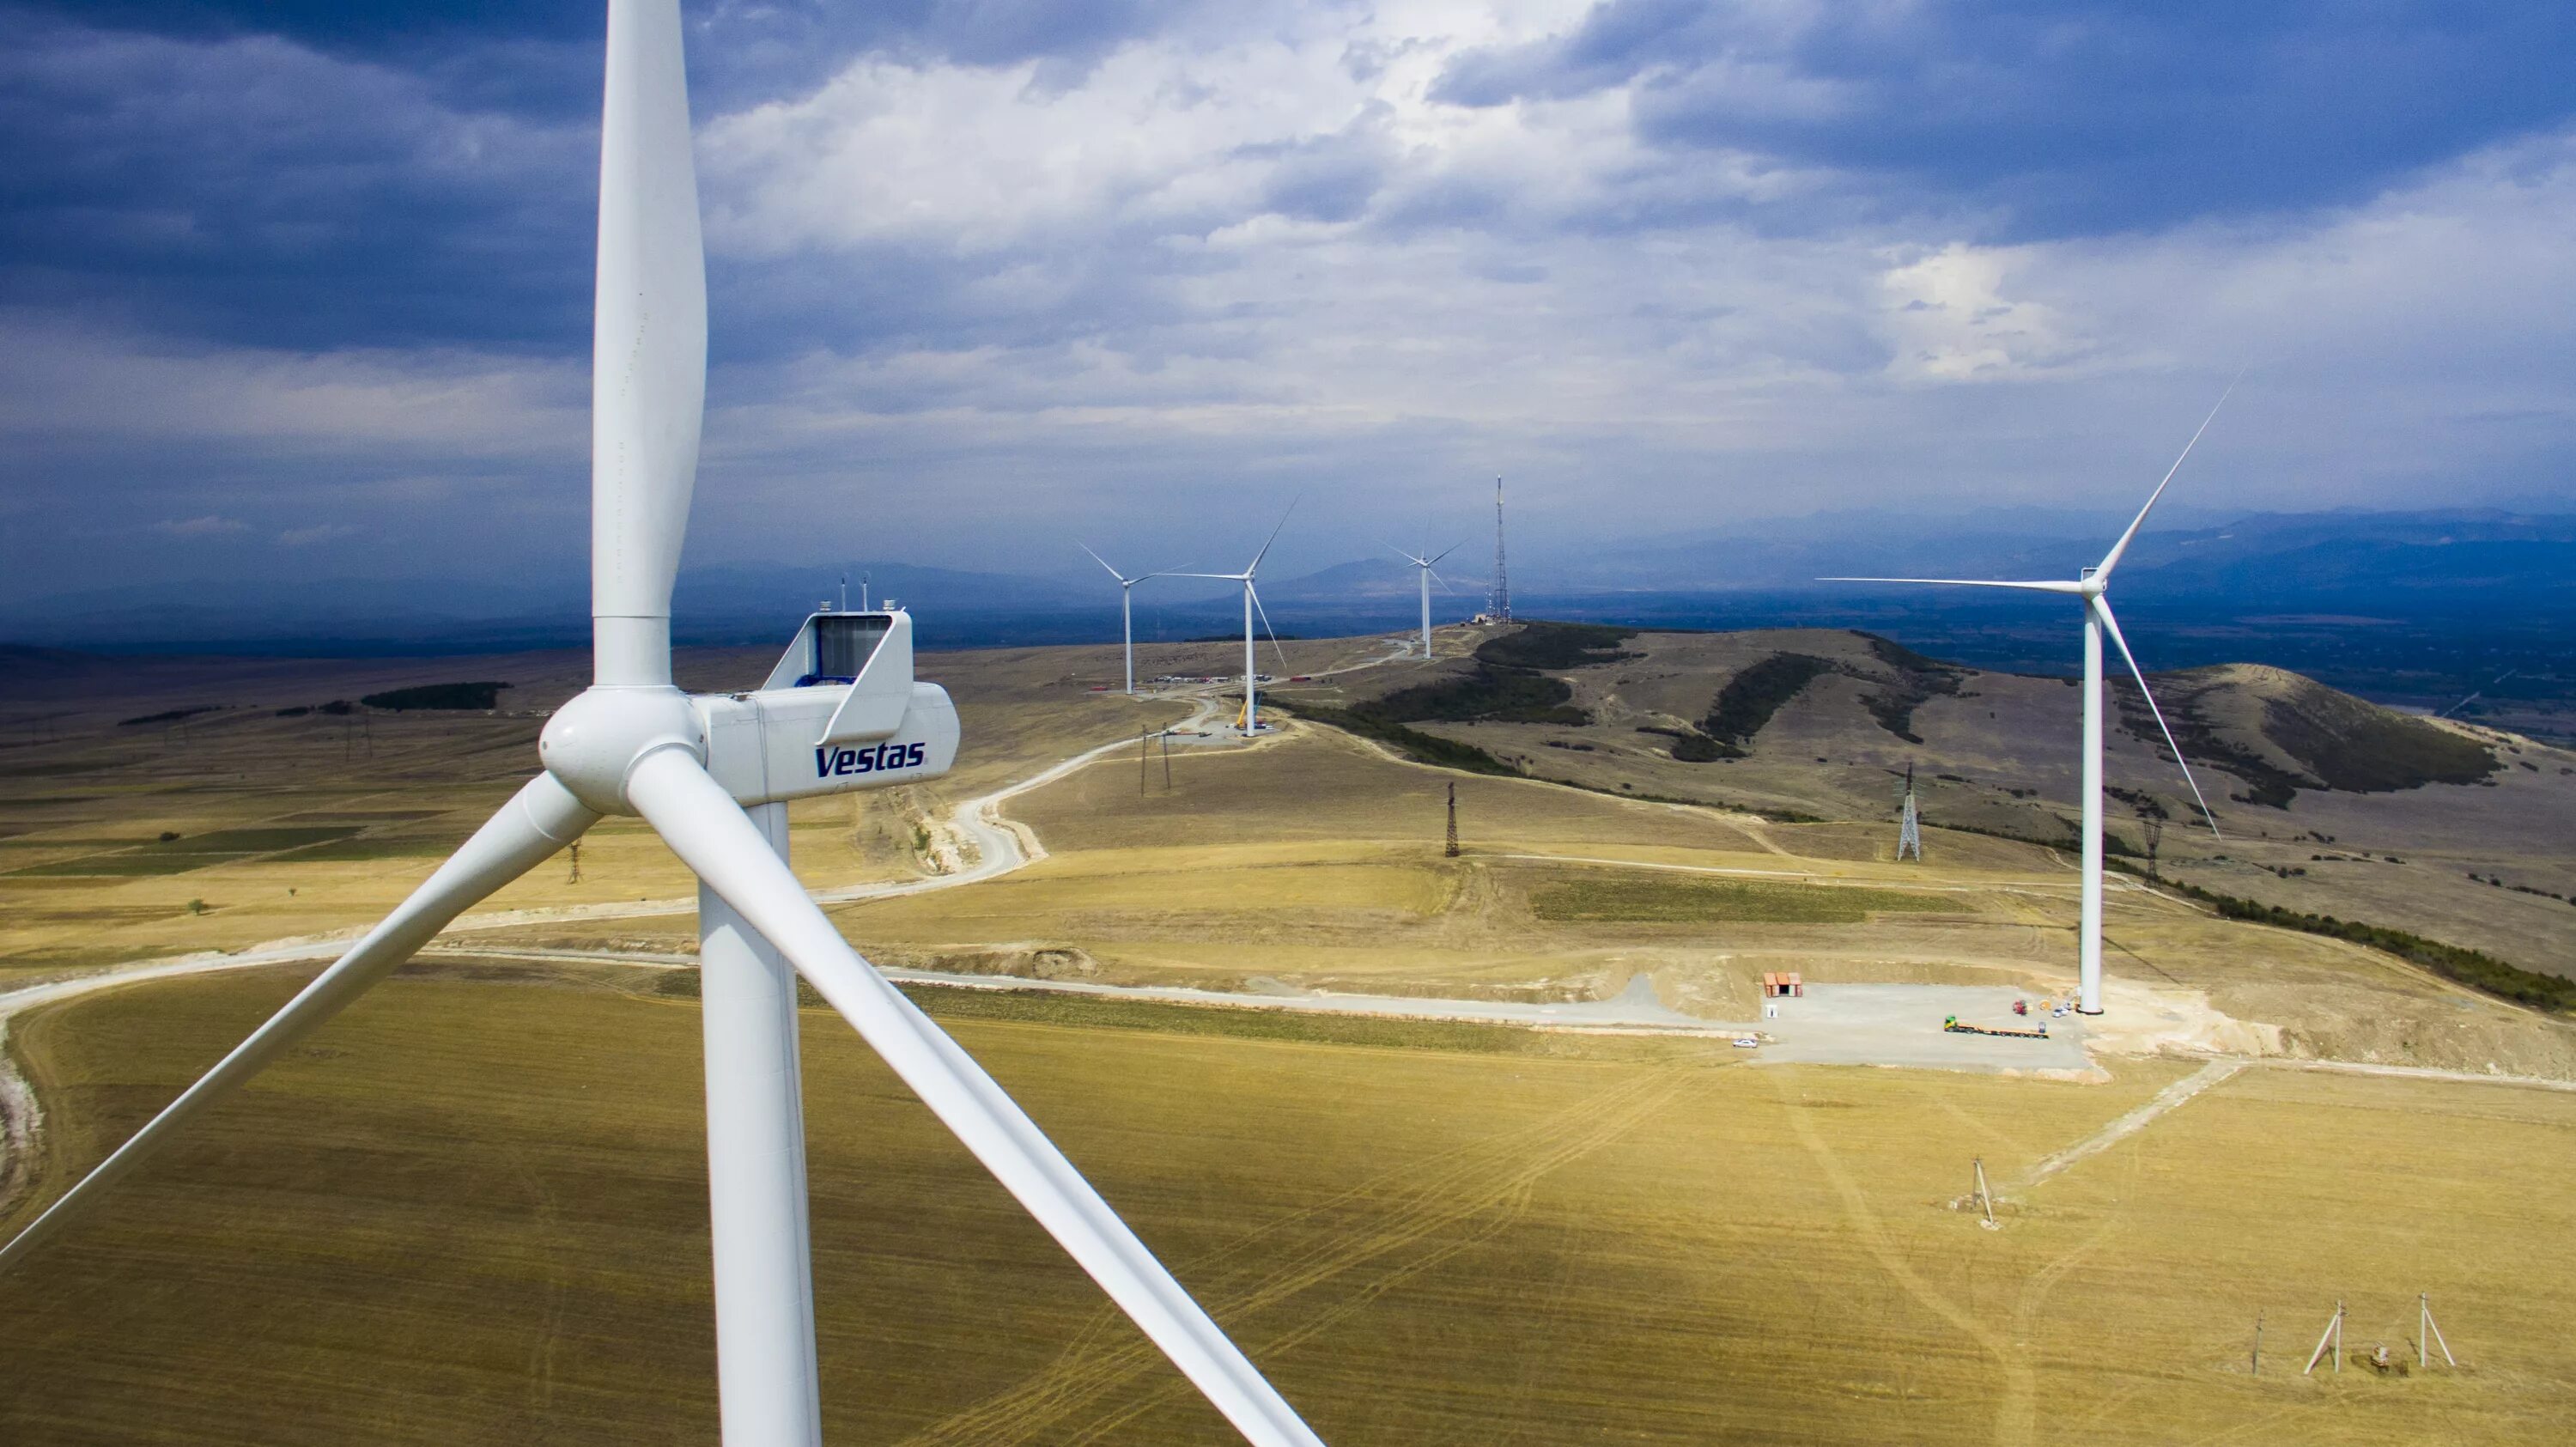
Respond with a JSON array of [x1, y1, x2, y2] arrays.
[[7, 639, 2576, 1444], [3, 965, 2570, 1444], [0, 643, 1185, 974]]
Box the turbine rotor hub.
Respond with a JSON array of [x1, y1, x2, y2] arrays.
[[538, 685, 706, 814]]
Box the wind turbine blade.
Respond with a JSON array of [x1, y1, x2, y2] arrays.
[[1819, 576, 2087, 594], [1385, 543, 1427, 567], [1246, 496, 1297, 575], [0, 775, 596, 1277], [623, 752, 1324, 1447], [590, 0, 708, 687], [2096, 370, 2242, 581], [1171, 572, 1249, 581], [1428, 568, 1456, 594], [1249, 584, 1291, 672], [1427, 542, 1467, 566], [1077, 542, 1129, 585], [2093, 597, 2222, 838]]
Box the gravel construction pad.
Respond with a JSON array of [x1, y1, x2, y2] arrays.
[[1754, 983, 2090, 1071]]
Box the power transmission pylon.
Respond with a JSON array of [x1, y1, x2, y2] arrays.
[[567, 840, 582, 885], [1486, 476, 1511, 623], [1897, 763, 1923, 861], [1444, 781, 1460, 858]]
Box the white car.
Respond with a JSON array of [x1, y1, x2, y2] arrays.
[[1732, 1037, 1761, 1049]]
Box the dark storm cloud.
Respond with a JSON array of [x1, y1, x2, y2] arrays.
[[1435, 1, 2576, 240], [0, 1, 1218, 359], [19, 0, 1206, 108], [0, 9, 599, 352]]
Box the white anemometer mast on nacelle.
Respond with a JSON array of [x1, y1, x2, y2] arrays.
[[1824, 381, 2237, 1016], [0, 8, 1327, 1446], [1179, 500, 1297, 735], [1390, 537, 1465, 659]]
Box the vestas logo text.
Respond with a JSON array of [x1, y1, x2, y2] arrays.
[[816, 741, 927, 778]]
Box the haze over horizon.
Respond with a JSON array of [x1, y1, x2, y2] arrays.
[[4, 1, 2573, 604]]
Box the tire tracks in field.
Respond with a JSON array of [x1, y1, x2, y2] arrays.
[[898, 1068, 1691, 1447], [1777, 1066, 2180, 1447], [1770, 1070, 2037, 1447], [496, 1134, 570, 1414], [1996, 1143, 2140, 1446], [2015, 1058, 2244, 1190]]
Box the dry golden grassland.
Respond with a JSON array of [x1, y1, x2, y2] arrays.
[[5, 965, 2572, 1445], [8, 636, 2576, 1444], [0, 644, 1187, 975], [786, 719, 2574, 1073], [1316, 626, 2576, 978]]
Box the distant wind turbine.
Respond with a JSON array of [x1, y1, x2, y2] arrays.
[[1824, 384, 2237, 1016], [1078, 544, 1178, 695], [1388, 538, 1465, 659], [1180, 501, 1297, 734]]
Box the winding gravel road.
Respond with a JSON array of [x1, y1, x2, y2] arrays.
[[0, 690, 1233, 1033]]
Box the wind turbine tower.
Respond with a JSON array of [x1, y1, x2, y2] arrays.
[[1487, 476, 1512, 623], [1390, 539, 1463, 658], [1825, 385, 2237, 1014], [0, 8, 1327, 1444], [1078, 544, 1172, 695], [1179, 502, 1295, 736]]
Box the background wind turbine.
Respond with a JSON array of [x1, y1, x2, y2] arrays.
[[1389, 538, 1464, 659], [1181, 502, 1296, 735], [0, 8, 1325, 1445], [1823, 387, 2234, 1016], [1078, 543, 1177, 695]]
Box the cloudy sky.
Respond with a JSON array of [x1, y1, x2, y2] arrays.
[[4, 0, 2573, 604]]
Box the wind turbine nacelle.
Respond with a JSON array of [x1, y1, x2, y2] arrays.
[[690, 609, 959, 807]]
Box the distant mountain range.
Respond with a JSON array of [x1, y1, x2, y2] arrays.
[[1550, 506, 2576, 605], [4, 508, 2570, 659]]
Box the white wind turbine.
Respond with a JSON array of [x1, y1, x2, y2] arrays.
[[0, 7, 1326, 1446], [1388, 538, 1465, 659], [1078, 543, 1177, 695], [1179, 502, 1296, 735], [1824, 389, 2234, 1016]]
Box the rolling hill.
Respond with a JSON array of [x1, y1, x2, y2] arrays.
[[1273, 621, 2575, 979]]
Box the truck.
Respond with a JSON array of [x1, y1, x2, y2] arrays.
[[1943, 1014, 2050, 1040]]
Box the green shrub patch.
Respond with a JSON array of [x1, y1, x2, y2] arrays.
[[2128, 866, 2576, 1014], [359, 681, 512, 711], [1474, 622, 1640, 671], [1704, 653, 1836, 746]]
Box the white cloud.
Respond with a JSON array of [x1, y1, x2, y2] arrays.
[[1876, 243, 2087, 382], [0, 313, 584, 453], [7, 3, 2573, 598], [698, 0, 1620, 256], [152, 514, 252, 536]]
